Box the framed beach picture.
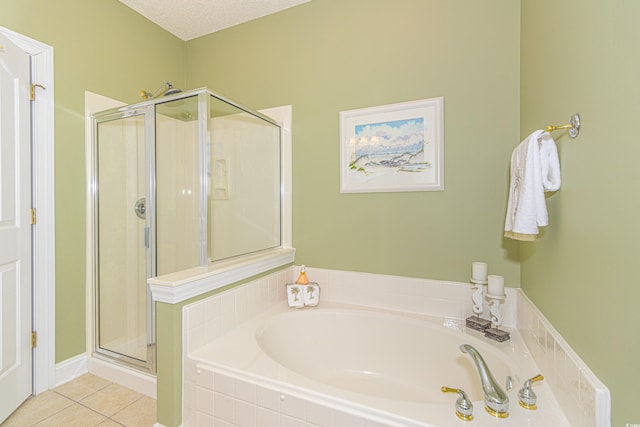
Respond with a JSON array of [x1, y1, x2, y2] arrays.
[[339, 97, 444, 193]]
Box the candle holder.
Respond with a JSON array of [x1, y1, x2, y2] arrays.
[[484, 293, 510, 342], [465, 278, 491, 332]]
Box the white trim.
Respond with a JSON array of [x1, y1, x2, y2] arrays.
[[54, 354, 87, 387], [53, 354, 157, 399], [0, 26, 56, 395], [149, 248, 295, 304], [87, 357, 156, 398]]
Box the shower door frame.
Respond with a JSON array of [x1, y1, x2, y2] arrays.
[[90, 87, 284, 374], [91, 105, 157, 373]]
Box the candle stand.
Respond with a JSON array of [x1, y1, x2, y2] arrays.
[[484, 293, 511, 342], [465, 277, 492, 332]]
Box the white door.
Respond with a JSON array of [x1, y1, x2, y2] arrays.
[[0, 32, 33, 423]]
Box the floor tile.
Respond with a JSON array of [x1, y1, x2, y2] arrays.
[[6, 373, 157, 427], [97, 419, 125, 426], [54, 373, 113, 401], [111, 396, 157, 427], [33, 402, 107, 426], [80, 383, 143, 417], [3, 390, 74, 426]]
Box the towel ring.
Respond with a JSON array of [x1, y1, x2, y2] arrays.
[[545, 113, 581, 139]]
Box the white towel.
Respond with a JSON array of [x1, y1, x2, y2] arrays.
[[504, 130, 561, 241], [539, 132, 561, 192]]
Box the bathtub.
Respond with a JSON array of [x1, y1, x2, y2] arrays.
[[187, 301, 570, 426]]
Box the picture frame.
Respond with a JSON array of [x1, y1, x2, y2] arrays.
[[339, 97, 444, 193]]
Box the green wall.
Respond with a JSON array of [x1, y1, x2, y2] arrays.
[[0, 0, 186, 362], [186, 0, 522, 285], [521, 0, 640, 425], [7, 0, 637, 425]]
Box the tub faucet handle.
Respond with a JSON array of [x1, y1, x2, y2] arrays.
[[518, 374, 544, 410], [441, 386, 474, 421], [506, 375, 513, 391]]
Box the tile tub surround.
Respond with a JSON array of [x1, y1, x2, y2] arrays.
[[517, 292, 610, 427], [301, 267, 518, 327], [182, 267, 294, 356], [182, 267, 294, 426], [182, 266, 609, 427], [185, 302, 569, 427]]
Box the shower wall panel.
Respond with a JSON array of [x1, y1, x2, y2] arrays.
[[156, 113, 201, 275], [209, 113, 281, 261]]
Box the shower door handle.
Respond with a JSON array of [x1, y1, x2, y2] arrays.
[[134, 197, 146, 219], [144, 227, 150, 248]]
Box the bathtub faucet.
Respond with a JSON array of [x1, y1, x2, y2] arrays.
[[459, 344, 511, 418]]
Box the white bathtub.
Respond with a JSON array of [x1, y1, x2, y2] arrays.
[[187, 302, 570, 426]]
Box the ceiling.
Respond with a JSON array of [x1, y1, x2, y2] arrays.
[[119, 0, 311, 41]]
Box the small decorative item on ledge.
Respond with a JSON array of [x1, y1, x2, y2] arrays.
[[286, 284, 304, 308], [303, 283, 320, 306], [484, 325, 511, 342], [286, 265, 320, 308], [466, 312, 491, 332], [484, 285, 511, 342], [466, 262, 492, 332]]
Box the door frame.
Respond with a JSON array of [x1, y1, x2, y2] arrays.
[[0, 26, 56, 395]]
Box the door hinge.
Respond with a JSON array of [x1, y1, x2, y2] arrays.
[[30, 83, 45, 101], [32, 331, 37, 348], [31, 208, 36, 225]]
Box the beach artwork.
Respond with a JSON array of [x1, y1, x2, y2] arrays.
[[340, 97, 444, 193], [350, 117, 427, 174]]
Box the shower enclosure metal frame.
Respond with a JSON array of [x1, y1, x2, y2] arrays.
[[90, 87, 283, 373]]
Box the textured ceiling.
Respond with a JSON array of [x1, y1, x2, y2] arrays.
[[119, 0, 311, 41]]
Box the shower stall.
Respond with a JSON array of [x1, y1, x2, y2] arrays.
[[90, 88, 283, 372]]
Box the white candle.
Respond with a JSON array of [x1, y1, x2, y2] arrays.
[[488, 275, 505, 296], [471, 262, 488, 282]]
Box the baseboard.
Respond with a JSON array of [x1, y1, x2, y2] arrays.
[[87, 357, 157, 398], [54, 353, 156, 399], [55, 354, 88, 387]]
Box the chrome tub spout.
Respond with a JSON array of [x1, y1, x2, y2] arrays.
[[459, 344, 510, 417]]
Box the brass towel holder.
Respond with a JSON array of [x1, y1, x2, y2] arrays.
[[545, 113, 581, 139]]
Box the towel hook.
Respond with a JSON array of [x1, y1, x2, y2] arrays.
[[545, 113, 581, 139]]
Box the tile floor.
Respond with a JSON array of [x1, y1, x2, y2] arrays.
[[3, 373, 156, 426]]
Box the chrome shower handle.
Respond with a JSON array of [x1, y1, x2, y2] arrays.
[[134, 197, 146, 220]]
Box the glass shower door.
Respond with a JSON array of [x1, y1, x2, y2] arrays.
[[95, 111, 154, 370]]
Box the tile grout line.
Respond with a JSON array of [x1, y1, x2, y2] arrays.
[[11, 374, 156, 427], [103, 395, 146, 426], [51, 382, 146, 427], [27, 391, 77, 426], [47, 389, 110, 426]]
